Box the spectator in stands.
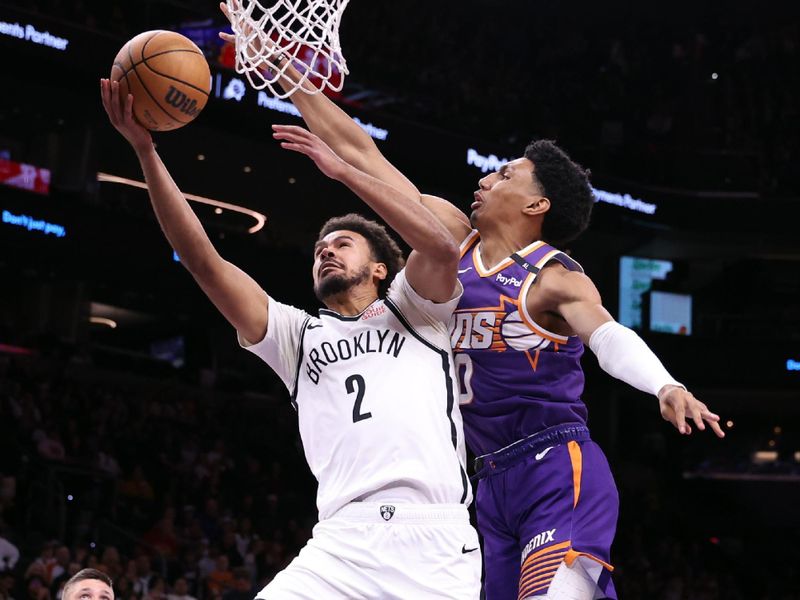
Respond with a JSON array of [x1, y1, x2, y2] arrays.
[[141, 576, 164, 600], [165, 578, 194, 600], [62, 569, 113, 600], [32, 428, 65, 462], [0, 530, 19, 572], [98, 548, 122, 582], [129, 558, 151, 599], [0, 571, 15, 600], [205, 557, 233, 598], [25, 576, 49, 600], [142, 510, 178, 559], [220, 569, 250, 600], [112, 573, 136, 600], [24, 543, 55, 585], [48, 548, 70, 587]]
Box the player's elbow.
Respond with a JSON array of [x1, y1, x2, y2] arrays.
[[427, 234, 460, 268], [182, 250, 223, 281]]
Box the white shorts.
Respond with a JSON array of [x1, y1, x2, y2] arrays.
[[256, 502, 481, 600]]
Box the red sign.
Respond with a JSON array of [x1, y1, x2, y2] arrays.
[[217, 37, 344, 98], [0, 158, 50, 195]]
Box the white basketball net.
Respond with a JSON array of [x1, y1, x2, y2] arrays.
[[226, 0, 350, 98]]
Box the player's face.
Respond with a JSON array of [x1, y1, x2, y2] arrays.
[[64, 580, 114, 600], [312, 230, 376, 300], [471, 157, 543, 228]]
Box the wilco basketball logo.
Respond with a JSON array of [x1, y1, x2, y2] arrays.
[[164, 86, 200, 117], [380, 505, 395, 521]]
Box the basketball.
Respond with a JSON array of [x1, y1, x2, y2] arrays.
[[110, 30, 211, 131]]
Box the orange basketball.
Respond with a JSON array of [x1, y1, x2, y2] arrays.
[[110, 30, 211, 131]]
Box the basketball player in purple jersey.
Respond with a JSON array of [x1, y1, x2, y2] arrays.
[[220, 10, 725, 599]]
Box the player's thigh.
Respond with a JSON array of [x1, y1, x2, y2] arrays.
[[522, 557, 606, 600], [570, 441, 618, 562], [383, 520, 482, 600], [255, 546, 352, 600], [260, 515, 481, 600], [256, 520, 378, 599], [516, 442, 617, 600], [476, 478, 521, 600]]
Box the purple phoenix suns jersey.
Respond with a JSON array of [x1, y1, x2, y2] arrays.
[[451, 231, 588, 456]]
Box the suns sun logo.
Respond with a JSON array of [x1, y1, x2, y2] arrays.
[[499, 309, 551, 351], [450, 301, 551, 353]]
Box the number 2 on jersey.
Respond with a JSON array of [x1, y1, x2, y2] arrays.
[[346, 374, 372, 423]]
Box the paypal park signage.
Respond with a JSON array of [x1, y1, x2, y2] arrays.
[[212, 71, 389, 142], [0, 20, 69, 51]]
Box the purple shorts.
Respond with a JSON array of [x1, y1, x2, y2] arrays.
[[474, 424, 618, 599]]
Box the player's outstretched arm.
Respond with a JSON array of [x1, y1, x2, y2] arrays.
[[218, 1, 471, 244], [100, 79, 269, 343], [274, 125, 459, 302], [531, 266, 725, 438]]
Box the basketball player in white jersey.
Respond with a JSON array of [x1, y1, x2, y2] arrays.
[[100, 78, 480, 599]]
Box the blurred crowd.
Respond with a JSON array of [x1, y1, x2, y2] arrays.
[[0, 356, 316, 600]]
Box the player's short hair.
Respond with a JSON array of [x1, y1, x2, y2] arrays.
[[318, 214, 405, 298], [63, 569, 113, 600], [524, 140, 594, 247]]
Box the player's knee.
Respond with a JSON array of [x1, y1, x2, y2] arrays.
[[520, 559, 599, 600]]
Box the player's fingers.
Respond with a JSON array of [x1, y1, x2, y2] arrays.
[[100, 80, 112, 114], [124, 93, 134, 123], [700, 408, 720, 421], [219, 32, 235, 43], [272, 130, 303, 144], [279, 141, 309, 155], [690, 406, 705, 431], [673, 400, 687, 435], [113, 83, 127, 124], [271, 126, 294, 137], [708, 419, 726, 438], [272, 124, 311, 137], [274, 129, 317, 147], [109, 81, 123, 122]]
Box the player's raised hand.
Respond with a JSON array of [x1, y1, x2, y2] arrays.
[[273, 124, 349, 181], [218, 1, 238, 45], [658, 385, 725, 438], [100, 79, 152, 154]]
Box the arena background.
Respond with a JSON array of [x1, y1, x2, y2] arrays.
[[0, 0, 798, 598]]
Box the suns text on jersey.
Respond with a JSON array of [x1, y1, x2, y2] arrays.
[[304, 329, 407, 384]]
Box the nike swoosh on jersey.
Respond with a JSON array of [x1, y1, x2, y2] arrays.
[[534, 446, 554, 461], [458, 267, 473, 274], [461, 544, 479, 554]]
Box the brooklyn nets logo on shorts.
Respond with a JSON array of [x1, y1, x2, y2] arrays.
[[380, 505, 395, 521]]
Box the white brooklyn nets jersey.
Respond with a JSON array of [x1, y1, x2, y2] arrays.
[[241, 269, 472, 519]]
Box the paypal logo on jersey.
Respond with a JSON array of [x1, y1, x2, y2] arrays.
[[496, 273, 523, 287]]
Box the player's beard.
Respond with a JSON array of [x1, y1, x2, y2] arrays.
[[314, 265, 372, 302]]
